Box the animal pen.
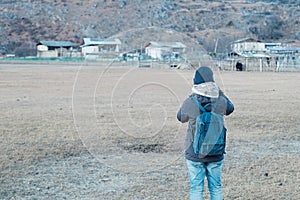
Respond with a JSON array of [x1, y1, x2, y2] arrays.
[[218, 38, 300, 72], [215, 48, 300, 72]]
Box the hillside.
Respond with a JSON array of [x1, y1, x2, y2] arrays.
[[0, 0, 299, 56]]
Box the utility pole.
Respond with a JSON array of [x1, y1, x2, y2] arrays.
[[214, 38, 219, 54]]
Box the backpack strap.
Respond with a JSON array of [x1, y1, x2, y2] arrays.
[[191, 96, 207, 112], [211, 98, 219, 112], [192, 96, 220, 113]]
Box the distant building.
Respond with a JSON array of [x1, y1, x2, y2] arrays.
[[231, 37, 283, 56], [81, 38, 121, 59], [230, 37, 299, 71], [36, 41, 78, 57], [231, 38, 266, 54], [145, 41, 186, 61], [268, 46, 300, 71]]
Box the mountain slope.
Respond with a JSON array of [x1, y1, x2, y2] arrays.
[[0, 0, 299, 56]]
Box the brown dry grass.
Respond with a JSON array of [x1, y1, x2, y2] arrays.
[[0, 62, 299, 199]]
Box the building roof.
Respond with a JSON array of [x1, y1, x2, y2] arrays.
[[268, 47, 300, 53], [37, 41, 77, 47], [269, 47, 300, 51], [236, 52, 271, 58], [264, 42, 282, 46], [145, 41, 186, 48], [232, 37, 262, 44], [81, 38, 121, 47]]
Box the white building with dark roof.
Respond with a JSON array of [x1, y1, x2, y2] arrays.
[[37, 41, 78, 57], [81, 38, 121, 58], [230, 37, 300, 71], [145, 41, 186, 60]]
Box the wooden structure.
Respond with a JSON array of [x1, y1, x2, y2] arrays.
[[268, 47, 300, 71], [81, 38, 121, 59], [231, 38, 266, 54], [36, 41, 78, 58], [145, 41, 186, 61], [228, 37, 300, 72]]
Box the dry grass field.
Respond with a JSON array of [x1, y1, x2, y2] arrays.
[[0, 62, 299, 199]]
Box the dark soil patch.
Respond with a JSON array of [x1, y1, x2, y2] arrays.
[[123, 143, 166, 153]]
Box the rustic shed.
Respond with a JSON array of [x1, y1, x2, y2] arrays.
[[229, 38, 299, 71], [229, 38, 270, 71], [36, 41, 77, 58], [145, 41, 186, 60], [231, 38, 265, 54], [268, 47, 300, 71], [81, 38, 121, 59]]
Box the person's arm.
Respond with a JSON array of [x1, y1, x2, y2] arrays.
[[225, 98, 234, 115], [177, 108, 189, 122], [219, 90, 234, 116], [177, 99, 190, 123]]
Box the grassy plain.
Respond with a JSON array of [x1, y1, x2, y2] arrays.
[[0, 62, 299, 199]]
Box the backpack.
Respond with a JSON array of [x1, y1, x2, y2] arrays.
[[191, 96, 226, 157]]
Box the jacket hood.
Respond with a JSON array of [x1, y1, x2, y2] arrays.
[[192, 82, 219, 98], [193, 66, 214, 84]]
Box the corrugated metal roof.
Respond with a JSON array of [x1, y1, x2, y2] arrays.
[[236, 52, 271, 58], [81, 38, 121, 47], [233, 37, 262, 44], [146, 41, 186, 48], [38, 41, 77, 47], [264, 43, 282, 46], [269, 47, 300, 52]]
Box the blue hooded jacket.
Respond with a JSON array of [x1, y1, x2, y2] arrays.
[[177, 67, 234, 162]]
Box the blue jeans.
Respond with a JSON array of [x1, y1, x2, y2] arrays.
[[186, 159, 224, 200]]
